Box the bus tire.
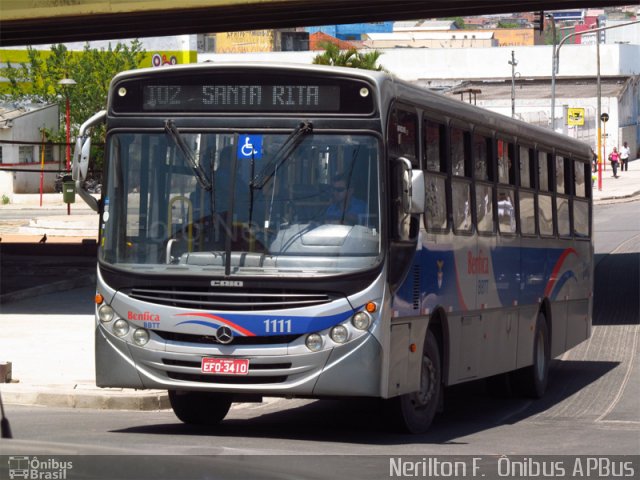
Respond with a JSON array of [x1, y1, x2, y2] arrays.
[[388, 330, 441, 434], [511, 313, 550, 398], [168, 390, 232, 425]]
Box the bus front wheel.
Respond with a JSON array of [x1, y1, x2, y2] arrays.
[[511, 313, 550, 398], [388, 330, 441, 434], [169, 390, 232, 425]]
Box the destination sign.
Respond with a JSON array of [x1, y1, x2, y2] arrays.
[[110, 70, 375, 115], [142, 84, 340, 112]]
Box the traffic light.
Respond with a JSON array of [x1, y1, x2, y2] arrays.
[[533, 11, 545, 32]]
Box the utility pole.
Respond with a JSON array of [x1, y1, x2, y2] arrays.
[[508, 50, 518, 118]]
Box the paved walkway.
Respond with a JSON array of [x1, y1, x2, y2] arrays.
[[0, 158, 638, 412], [592, 157, 640, 203]]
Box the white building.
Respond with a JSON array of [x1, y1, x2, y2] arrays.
[[0, 104, 60, 194], [199, 43, 640, 156]]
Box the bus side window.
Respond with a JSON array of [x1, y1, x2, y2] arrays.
[[537, 151, 554, 237], [497, 138, 515, 185], [573, 162, 590, 239], [424, 118, 446, 172], [424, 175, 448, 232], [497, 188, 516, 234], [388, 106, 418, 167], [555, 155, 565, 194], [473, 132, 494, 235], [423, 117, 448, 233], [450, 125, 472, 234], [518, 145, 536, 236], [450, 126, 471, 177]]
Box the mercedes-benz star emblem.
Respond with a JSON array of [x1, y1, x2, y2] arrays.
[[215, 326, 234, 344]]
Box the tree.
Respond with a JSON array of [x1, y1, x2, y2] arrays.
[[1, 41, 146, 168], [312, 42, 385, 71], [444, 17, 467, 29]]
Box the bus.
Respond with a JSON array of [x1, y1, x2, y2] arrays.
[[73, 63, 593, 433]]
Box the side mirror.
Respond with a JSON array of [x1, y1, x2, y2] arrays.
[[72, 109, 106, 182], [72, 137, 91, 181], [395, 157, 424, 215]]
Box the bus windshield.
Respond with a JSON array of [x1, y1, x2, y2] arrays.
[[100, 131, 381, 277]]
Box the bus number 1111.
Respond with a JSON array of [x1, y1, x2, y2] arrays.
[[264, 319, 292, 333]]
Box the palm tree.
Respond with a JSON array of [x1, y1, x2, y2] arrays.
[[312, 42, 385, 71]]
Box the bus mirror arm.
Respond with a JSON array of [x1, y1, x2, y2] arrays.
[[76, 182, 99, 212]]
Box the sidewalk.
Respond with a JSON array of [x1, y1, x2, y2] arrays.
[[592, 157, 640, 203], [0, 158, 639, 413]]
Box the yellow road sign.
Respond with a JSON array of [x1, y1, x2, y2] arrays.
[[568, 108, 585, 126]]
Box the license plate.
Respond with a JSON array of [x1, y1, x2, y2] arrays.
[[201, 358, 249, 375]]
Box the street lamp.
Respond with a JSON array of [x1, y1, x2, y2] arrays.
[[58, 77, 76, 214]]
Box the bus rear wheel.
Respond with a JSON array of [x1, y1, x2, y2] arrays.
[[511, 313, 550, 398], [168, 390, 232, 425], [388, 330, 441, 434]]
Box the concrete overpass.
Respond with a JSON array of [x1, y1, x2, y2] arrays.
[[0, 0, 635, 47]]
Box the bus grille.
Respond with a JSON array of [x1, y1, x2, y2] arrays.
[[125, 287, 335, 311], [155, 330, 300, 345], [167, 372, 287, 384]]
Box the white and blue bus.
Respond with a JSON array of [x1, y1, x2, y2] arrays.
[[73, 63, 593, 433]]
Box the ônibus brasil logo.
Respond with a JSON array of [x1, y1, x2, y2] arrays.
[[7, 456, 73, 480]]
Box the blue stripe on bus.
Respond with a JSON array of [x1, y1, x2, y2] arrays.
[[174, 308, 356, 337], [395, 245, 581, 314]]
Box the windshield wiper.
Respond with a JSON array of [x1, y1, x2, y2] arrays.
[[164, 120, 212, 191], [250, 121, 313, 189]]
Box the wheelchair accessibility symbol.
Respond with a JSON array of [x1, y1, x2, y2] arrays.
[[237, 134, 263, 160]]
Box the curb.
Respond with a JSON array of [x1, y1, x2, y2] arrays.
[[593, 190, 640, 205], [2, 385, 170, 411], [0, 273, 96, 304]]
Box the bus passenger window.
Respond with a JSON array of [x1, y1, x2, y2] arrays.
[[450, 127, 470, 177], [557, 196, 570, 237], [452, 180, 472, 233], [389, 107, 418, 166], [538, 194, 554, 236], [476, 184, 494, 234], [473, 133, 491, 180], [573, 199, 589, 237], [497, 139, 514, 184], [424, 175, 447, 231], [497, 188, 516, 234], [519, 191, 536, 235], [538, 151, 551, 192], [574, 160, 586, 198], [519, 146, 534, 188], [555, 155, 565, 194], [424, 119, 445, 172]]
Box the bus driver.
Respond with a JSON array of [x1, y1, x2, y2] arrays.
[[324, 174, 367, 225]]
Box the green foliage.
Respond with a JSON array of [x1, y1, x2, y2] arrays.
[[0, 41, 146, 168], [312, 42, 385, 71], [497, 21, 520, 29], [1, 194, 9, 205], [444, 17, 467, 29]]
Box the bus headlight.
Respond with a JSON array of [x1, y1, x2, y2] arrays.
[[330, 325, 348, 344], [98, 304, 114, 323], [305, 333, 323, 352], [113, 319, 130, 337], [133, 328, 150, 346], [351, 311, 371, 330]]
